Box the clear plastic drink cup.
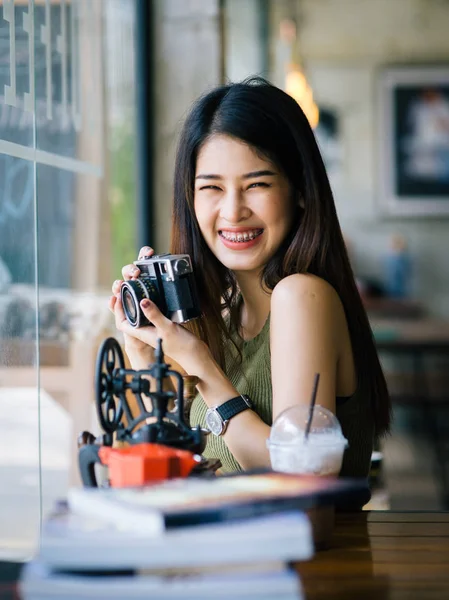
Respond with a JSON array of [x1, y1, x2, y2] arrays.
[[266, 405, 348, 476]]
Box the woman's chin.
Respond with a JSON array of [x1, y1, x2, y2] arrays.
[[211, 244, 271, 274], [220, 259, 265, 274]]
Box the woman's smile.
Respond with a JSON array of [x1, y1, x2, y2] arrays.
[[219, 227, 264, 250]]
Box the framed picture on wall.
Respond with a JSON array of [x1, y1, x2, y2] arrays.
[[314, 107, 344, 188], [378, 66, 449, 216]]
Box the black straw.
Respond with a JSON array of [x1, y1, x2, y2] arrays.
[[305, 373, 320, 440]]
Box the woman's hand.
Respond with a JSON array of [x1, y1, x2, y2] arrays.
[[109, 246, 210, 377], [111, 294, 210, 378], [108, 246, 155, 366]]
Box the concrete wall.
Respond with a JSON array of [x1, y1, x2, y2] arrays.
[[153, 0, 222, 252], [270, 0, 449, 317], [224, 0, 265, 82]]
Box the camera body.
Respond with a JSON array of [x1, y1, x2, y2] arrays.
[[121, 253, 201, 328]]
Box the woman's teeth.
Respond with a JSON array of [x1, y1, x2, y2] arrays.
[[220, 230, 263, 242]]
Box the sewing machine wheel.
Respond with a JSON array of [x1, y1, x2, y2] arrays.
[[95, 337, 125, 433]]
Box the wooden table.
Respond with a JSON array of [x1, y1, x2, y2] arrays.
[[297, 511, 449, 599]]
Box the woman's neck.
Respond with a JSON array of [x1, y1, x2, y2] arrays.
[[234, 271, 271, 340]]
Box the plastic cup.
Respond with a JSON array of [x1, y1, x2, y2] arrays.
[[266, 404, 348, 476]]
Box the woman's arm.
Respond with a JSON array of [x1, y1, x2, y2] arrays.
[[197, 274, 344, 470], [195, 360, 272, 470], [270, 274, 342, 421]]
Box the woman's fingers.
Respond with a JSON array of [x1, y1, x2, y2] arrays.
[[114, 296, 160, 347], [139, 299, 172, 332], [114, 294, 128, 330], [108, 295, 117, 313], [121, 263, 140, 280], [118, 246, 153, 284], [112, 279, 123, 294], [138, 246, 154, 260]]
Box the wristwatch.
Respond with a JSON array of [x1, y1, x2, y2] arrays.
[[205, 394, 253, 436]]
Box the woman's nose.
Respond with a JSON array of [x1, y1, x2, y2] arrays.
[[219, 190, 251, 223]]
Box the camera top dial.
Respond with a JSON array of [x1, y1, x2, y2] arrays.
[[173, 258, 190, 276]]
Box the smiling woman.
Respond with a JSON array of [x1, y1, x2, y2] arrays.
[[111, 77, 391, 505]]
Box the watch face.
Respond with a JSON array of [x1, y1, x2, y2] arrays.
[[205, 409, 224, 436]]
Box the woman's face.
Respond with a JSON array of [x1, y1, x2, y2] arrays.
[[194, 134, 295, 275]]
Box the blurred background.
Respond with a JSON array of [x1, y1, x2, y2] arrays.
[[1, 0, 449, 559]]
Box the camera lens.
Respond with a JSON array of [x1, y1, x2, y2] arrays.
[[122, 288, 137, 322], [120, 278, 160, 328]]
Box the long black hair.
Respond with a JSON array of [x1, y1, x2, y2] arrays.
[[171, 77, 391, 436]]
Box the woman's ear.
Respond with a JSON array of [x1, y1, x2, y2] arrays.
[[298, 195, 305, 209]]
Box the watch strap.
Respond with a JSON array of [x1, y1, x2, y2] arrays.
[[216, 394, 252, 422]]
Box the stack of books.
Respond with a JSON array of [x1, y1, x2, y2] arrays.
[[19, 472, 363, 599]]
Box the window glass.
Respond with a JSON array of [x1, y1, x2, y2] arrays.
[[0, 0, 137, 559]]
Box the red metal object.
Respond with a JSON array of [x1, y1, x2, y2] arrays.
[[98, 443, 198, 488]]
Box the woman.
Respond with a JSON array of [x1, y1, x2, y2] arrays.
[[110, 77, 391, 485]]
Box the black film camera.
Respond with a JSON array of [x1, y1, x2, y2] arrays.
[[120, 253, 201, 328]]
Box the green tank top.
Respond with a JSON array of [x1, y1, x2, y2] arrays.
[[189, 313, 375, 478]]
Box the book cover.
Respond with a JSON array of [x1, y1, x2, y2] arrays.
[[39, 509, 313, 570], [67, 472, 365, 533], [20, 560, 303, 600]]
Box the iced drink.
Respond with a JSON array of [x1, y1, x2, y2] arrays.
[[266, 405, 348, 476]]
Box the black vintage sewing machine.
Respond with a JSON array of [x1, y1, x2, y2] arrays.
[[78, 337, 220, 487]]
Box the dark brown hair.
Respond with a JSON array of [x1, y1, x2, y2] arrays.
[[171, 77, 391, 436]]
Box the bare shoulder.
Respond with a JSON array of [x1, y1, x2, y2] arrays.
[[271, 273, 342, 314], [270, 274, 347, 365]]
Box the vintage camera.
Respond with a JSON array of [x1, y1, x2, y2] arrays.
[[120, 253, 201, 328]]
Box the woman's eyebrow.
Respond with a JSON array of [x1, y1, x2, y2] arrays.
[[195, 169, 276, 180], [195, 173, 222, 180], [242, 170, 276, 179]]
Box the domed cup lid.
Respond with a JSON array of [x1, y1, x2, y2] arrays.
[[268, 404, 348, 447]]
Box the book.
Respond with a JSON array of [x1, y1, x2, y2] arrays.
[[67, 471, 364, 535], [38, 508, 313, 570], [20, 559, 303, 600]]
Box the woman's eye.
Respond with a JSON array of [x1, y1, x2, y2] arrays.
[[199, 185, 221, 191], [247, 182, 270, 190]]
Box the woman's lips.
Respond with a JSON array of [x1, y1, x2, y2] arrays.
[[218, 229, 264, 250]]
